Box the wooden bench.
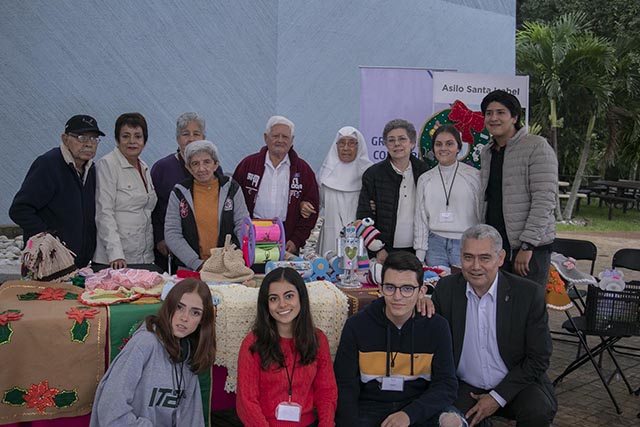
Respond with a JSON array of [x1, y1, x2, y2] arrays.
[[596, 194, 637, 220], [558, 192, 588, 214]]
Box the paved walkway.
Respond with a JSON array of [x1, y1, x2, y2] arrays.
[[543, 311, 640, 427]]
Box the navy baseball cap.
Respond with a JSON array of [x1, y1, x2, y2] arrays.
[[64, 115, 105, 136]]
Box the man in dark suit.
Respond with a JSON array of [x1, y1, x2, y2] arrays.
[[432, 224, 556, 427]]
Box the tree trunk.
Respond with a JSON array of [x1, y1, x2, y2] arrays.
[[563, 114, 596, 219], [550, 99, 563, 221]]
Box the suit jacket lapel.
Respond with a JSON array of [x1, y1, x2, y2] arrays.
[[496, 271, 513, 362], [452, 274, 468, 366]]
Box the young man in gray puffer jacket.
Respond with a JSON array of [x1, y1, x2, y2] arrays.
[[479, 90, 558, 286]]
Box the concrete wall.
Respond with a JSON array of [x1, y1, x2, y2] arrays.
[[0, 0, 515, 224]]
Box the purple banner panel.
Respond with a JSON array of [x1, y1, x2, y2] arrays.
[[359, 67, 436, 163]]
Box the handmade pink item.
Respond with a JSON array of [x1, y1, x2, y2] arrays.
[[83, 268, 164, 291]]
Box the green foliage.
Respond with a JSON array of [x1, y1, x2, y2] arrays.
[[517, 12, 614, 218], [518, 2, 640, 179], [517, 0, 640, 39]]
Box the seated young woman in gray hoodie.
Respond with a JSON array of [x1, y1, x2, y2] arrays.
[[90, 278, 216, 427]]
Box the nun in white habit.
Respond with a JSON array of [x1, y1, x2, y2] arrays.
[[316, 126, 372, 255]]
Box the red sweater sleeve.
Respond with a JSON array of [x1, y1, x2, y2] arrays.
[[313, 330, 338, 427], [236, 334, 270, 427]]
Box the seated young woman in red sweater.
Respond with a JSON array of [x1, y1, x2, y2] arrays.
[[237, 267, 337, 427]]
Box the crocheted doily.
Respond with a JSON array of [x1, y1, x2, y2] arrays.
[[212, 281, 348, 393]]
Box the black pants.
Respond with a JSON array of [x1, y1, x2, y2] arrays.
[[455, 380, 556, 427], [501, 247, 551, 287]]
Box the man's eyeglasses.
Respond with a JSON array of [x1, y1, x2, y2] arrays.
[[68, 133, 101, 145], [380, 284, 420, 297]]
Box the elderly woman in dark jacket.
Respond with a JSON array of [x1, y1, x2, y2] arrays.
[[164, 140, 248, 271]]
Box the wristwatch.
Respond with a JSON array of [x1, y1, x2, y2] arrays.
[[520, 242, 534, 251]]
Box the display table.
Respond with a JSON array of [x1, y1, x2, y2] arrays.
[[341, 285, 381, 314], [0, 280, 352, 426]]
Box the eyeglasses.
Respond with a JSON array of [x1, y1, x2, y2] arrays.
[[68, 133, 101, 145], [337, 140, 357, 148], [385, 136, 411, 145], [180, 131, 203, 138], [380, 284, 420, 297]]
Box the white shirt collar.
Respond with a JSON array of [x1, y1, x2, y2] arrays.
[[60, 142, 93, 182], [391, 160, 412, 175], [264, 151, 290, 170], [466, 272, 499, 300]]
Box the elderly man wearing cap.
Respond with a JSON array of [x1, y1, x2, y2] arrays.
[[10, 115, 104, 267], [233, 115, 319, 254]]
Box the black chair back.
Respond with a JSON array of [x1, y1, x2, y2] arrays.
[[611, 248, 640, 271], [552, 237, 598, 275]]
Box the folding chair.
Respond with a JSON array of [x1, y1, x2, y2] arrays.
[[552, 238, 597, 313], [612, 248, 640, 272], [553, 283, 640, 414], [549, 238, 598, 348], [611, 248, 640, 395]]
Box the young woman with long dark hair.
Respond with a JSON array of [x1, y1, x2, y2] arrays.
[[237, 267, 337, 427]]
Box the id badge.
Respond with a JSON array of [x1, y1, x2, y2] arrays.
[[381, 376, 404, 391], [275, 401, 302, 422], [439, 211, 454, 223]]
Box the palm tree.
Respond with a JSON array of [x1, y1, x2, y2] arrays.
[[517, 13, 614, 219], [603, 34, 640, 177]]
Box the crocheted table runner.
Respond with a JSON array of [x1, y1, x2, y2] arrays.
[[0, 280, 106, 423], [212, 280, 349, 393]]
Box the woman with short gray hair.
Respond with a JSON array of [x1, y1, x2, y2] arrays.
[[150, 113, 208, 270], [164, 140, 249, 271]]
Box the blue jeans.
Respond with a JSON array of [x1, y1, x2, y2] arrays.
[[426, 232, 461, 268], [357, 400, 464, 427]]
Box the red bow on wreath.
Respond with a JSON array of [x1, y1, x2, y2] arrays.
[[447, 100, 485, 145]]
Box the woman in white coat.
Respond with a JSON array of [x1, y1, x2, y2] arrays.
[[315, 126, 371, 255], [93, 113, 157, 269]]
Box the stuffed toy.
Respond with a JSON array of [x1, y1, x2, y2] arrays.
[[598, 269, 626, 291]]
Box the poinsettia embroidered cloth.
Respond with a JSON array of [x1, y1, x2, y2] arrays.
[[0, 281, 107, 423]]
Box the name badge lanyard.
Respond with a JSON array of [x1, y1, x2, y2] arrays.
[[284, 357, 296, 403], [438, 162, 459, 211], [386, 351, 404, 376], [381, 326, 415, 391], [171, 359, 185, 427], [385, 324, 415, 377]]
